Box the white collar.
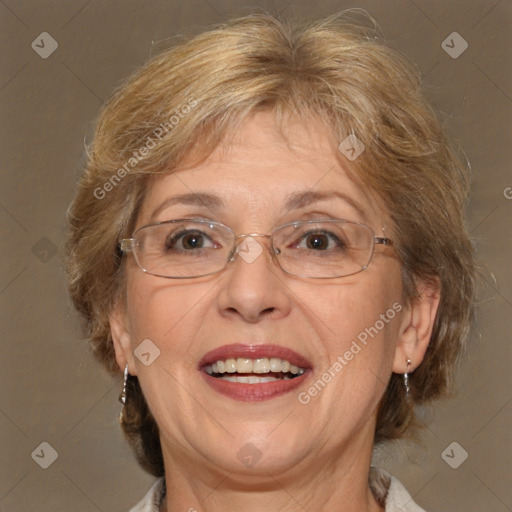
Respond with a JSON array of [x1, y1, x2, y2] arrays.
[[128, 467, 427, 512]]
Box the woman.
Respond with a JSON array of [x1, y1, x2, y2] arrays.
[[66, 11, 475, 512]]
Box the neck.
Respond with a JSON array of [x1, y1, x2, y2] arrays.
[[160, 426, 385, 512]]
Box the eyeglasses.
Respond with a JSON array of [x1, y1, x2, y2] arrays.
[[120, 218, 392, 279]]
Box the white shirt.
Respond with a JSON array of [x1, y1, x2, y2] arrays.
[[128, 467, 426, 511]]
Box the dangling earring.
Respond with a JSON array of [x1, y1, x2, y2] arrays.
[[119, 364, 129, 405], [403, 358, 411, 398], [118, 365, 129, 424]]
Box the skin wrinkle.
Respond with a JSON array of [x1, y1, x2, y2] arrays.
[[109, 112, 439, 511]]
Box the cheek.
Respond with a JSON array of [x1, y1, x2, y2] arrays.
[[307, 271, 403, 408], [124, 274, 206, 356], [304, 263, 403, 362]]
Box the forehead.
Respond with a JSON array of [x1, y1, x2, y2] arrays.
[[138, 111, 389, 229]]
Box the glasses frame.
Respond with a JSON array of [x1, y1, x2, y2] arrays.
[[120, 218, 393, 279]]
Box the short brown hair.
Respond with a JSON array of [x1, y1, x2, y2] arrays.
[[66, 11, 476, 476]]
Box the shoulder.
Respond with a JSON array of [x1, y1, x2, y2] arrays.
[[370, 467, 428, 512], [127, 478, 165, 512]]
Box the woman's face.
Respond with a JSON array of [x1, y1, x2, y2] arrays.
[[112, 111, 410, 478]]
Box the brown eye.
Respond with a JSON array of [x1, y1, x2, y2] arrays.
[[182, 232, 204, 249], [305, 233, 329, 250], [166, 230, 212, 251], [294, 229, 347, 252]]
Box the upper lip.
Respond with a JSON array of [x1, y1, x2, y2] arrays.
[[198, 344, 313, 369]]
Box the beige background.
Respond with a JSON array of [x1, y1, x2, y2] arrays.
[[1, 0, 511, 511]]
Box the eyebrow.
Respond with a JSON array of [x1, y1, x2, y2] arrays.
[[149, 190, 368, 222], [149, 193, 224, 221], [282, 190, 368, 220]]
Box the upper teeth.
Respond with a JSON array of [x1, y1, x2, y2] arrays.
[[205, 358, 305, 375]]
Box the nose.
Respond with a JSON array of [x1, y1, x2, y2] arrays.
[[215, 235, 292, 323]]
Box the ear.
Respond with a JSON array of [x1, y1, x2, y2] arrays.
[[109, 299, 138, 376], [393, 278, 441, 374]]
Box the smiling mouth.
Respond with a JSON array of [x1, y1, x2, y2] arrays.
[[204, 357, 305, 383], [198, 344, 311, 401]]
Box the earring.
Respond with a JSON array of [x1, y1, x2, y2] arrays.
[[119, 364, 129, 405], [403, 358, 411, 398]]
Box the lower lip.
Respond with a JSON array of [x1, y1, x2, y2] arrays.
[[200, 370, 311, 401]]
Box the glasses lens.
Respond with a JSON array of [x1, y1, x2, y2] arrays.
[[273, 220, 374, 278], [133, 220, 233, 278]]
